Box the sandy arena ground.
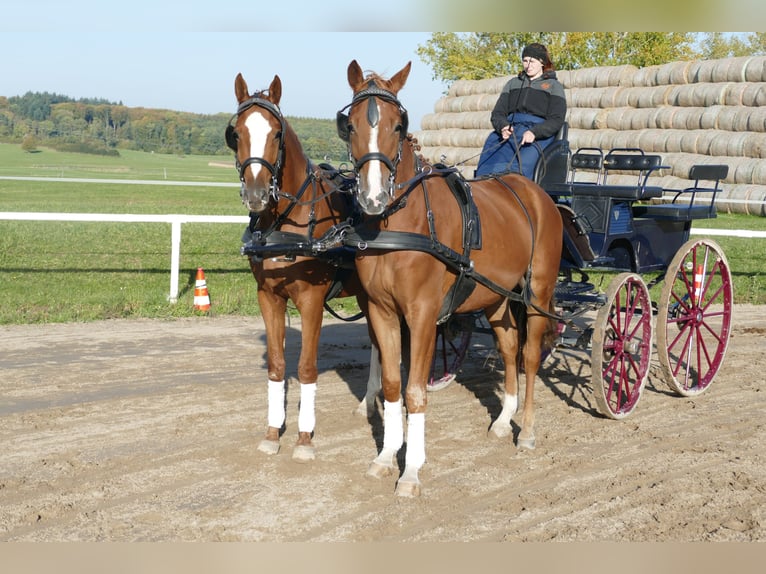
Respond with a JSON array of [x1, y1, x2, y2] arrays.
[[1, 305, 764, 542]]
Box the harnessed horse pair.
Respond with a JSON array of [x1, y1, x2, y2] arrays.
[[228, 62, 562, 497]]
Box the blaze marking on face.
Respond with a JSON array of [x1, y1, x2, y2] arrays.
[[366, 124, 384, 206], [244, 112, 271, 179]]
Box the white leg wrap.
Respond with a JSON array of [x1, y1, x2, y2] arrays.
[[498, 393, 518, 426], [383, 399, 404, 451], [406, 413, 426, 469], [267, 380, 286, 429], [298, 382, 317, 433]]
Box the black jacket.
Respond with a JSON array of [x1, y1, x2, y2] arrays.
[[489, 70, 567, 140]]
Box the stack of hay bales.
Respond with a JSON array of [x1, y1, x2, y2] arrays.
[[414, 56, 766, 215]]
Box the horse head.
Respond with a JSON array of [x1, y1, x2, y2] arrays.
[[226, 73, 286, 213], [338, 60, 412, 215]]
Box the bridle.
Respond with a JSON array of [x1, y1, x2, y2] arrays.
[[336, 81, 409, 198], [226, 95, 286, 199]]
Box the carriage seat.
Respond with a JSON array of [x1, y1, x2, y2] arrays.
[[633, 164, 728, 220], [564, 148, 667, 201]]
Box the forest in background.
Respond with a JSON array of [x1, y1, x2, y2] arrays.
[[0, 92, 348, 162]]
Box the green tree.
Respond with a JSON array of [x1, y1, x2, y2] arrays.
[[21, 133, 39, 152]]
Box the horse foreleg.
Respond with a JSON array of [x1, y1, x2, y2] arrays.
[[293, 296, 325, 463], [257, 291, 287, 456], [367, 397, 403, 478]]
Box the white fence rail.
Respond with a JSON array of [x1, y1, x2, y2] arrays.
[[0, 212, 249, 303], [1, 211, 765, 303]]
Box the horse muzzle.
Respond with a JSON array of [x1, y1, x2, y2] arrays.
[[240, 182, 269, 213]]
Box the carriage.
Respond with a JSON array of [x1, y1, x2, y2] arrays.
[[429, 135, 733, 420], [228, 61, 733, 496]]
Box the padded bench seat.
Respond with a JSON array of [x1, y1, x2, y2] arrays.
[[567, 183, 664, 201], [633, 203, 717, 220]]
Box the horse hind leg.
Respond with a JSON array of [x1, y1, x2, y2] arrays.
[[516, 304, 556, 450], [487, 303, 521, 440], [367, 397, 404, 478], [354, 342, 382, 418]]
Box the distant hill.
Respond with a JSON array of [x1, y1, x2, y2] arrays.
[[0, 91, 348, 161]]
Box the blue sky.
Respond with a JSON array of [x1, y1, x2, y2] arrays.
[[2, 1, 761, 131], [1, 32, 445, 131]]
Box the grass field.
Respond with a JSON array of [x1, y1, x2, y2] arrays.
[[1, 143, 765, 324]]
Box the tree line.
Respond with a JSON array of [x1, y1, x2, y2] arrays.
[[417, 32, 766, 83], [0, 91, 349, 162]]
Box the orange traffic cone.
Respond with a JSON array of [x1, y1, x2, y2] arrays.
[[193, 267, 211, 312]]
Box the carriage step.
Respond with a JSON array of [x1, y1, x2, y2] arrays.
[[555, 281, 596, 297]]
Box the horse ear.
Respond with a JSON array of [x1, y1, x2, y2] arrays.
[[389, 62, 412, 94], [269, 75, 282, 106], [347, 60, 364, 90], [234, 73, 249, 104]]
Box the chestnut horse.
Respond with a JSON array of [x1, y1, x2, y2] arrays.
[[337, 60, 563, 496], [227, 72, 380, 461]]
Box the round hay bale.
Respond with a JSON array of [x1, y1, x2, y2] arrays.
[[609, 65, 640, 87], [710, 59, 732, 82], [632, 87, 656, 108], [611, 130, 638, 149], [743, 133, 766, 158], [747, 108, 766, 132], [586, 88, 608, 108], [723, 83, 747, 106], [655, 62, 676, 85], [730, 157, 757, 184], [727, 132, 749, 156], [638, 130, 663, 152], [556, 69, 573, 88], [744, 56, 766, 82], [714, 107, 739, 132], [593, 69, 614, 88], [679, 131, 702, 154], [669, 155, 698, 178], [591, 109, 611, 130], [726, 56, 753, 82], [675, 85, 699, 107], [654, 106, 678, 129], [669, 61, 694, 84], [699, 105, 722, 129], [631, 66, 655, 87], [568, 108, 601, 130], [663, 131, 684, 153], [598, 86, 622, 108], [629, 108, 655, 130], [604, 108, 628, 130], [692, 60, 718, 83], [744, 83, 766, 106], [694, 131, 718, 155], [751, 159, 766, 183]]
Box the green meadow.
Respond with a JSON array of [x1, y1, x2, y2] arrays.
[[1, 143, 764, 324]]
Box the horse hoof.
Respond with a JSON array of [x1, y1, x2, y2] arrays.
[[257, 439, 280, 455], [517, 436, 536, 450], [292, 444, 316, 463], [395, 479, 421, 498], [366, 461, 394, 479]]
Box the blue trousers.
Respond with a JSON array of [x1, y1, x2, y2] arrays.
[[475, 113, 554, 179]]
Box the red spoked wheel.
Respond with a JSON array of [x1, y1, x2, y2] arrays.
[[591, 273, 654, 419], [428, 314, 474, 392], [657, 238, 733, 397]]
